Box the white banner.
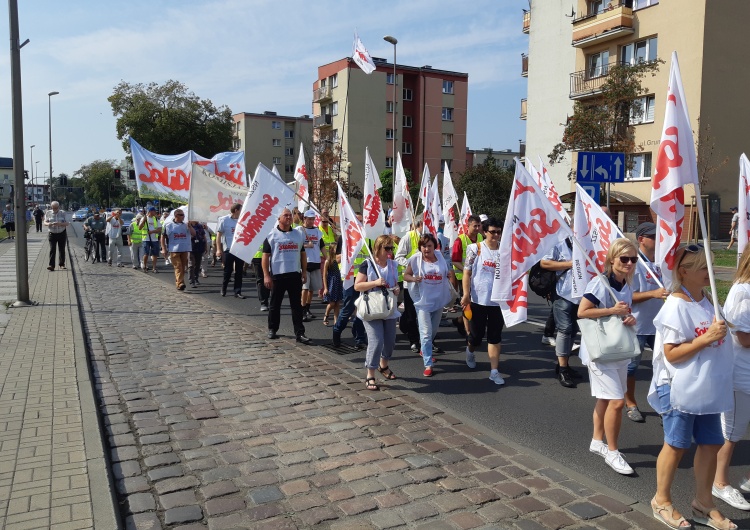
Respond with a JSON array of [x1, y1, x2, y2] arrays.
[[229, 164, 295, 263], [458, 192, 472, 236], [418, 163, 430, 214], [430, 176, 441, 234], [533, 156, 570, 223], [739, 154, 750, 257], [442, 163, 459, 244], [213, 151, 247, 186], [131, 138, 192, 202], [338, 183, 366, 289], [391, 153, 413, 238], [293, 145, 309, 213], [363, 147, 385, 240], [188, 163, 249, 224], [352, 34, 376, 74]]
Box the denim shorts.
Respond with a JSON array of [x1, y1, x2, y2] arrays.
[[142, 241, 160, 257], [657, 385, 724, 449], [628, 335, 654, 376]]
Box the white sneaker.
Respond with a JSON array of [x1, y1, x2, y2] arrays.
[[541, 336, 556, 347], [604, 451, 634, 475], [572, 343, 580, 351], [465, 348, 476, 369], [589, 439, 608, 458], [712, 484, 750, 510], [489, 371, 505, 385], [741, 477, 750, 493]]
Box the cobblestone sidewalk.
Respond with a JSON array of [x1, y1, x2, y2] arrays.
[[70, 241, 662, 529]]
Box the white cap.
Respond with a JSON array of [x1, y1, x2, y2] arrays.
[[479, 214, 488, 221], [304, 209, 316, 218]]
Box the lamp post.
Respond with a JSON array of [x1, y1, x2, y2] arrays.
[[29, 144, 35, 184], [383, 35, 398, 168], [48, 91, 59, 196]]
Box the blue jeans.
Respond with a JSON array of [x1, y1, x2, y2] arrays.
[[553, 297, 579, 358], [629, 335, 654, 376], [362, 318, 396, 369], [417, 308, 442, 368], [333, 286, 366, 345]]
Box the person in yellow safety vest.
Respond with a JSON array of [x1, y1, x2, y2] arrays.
[[394, 217, 423, 352], [252, 244, 270, 310], [319, 208, 338, 246]]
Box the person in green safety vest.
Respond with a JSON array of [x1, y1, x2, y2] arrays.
[[452, 214, 483, 336], [394, 216, 423, 352], [319, 208, 338, 246]]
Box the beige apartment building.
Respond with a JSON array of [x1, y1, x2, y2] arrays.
[[313, 58, 468, 192], [524, 0, 750, 236], [466, 148, 521, 170], [232, 112, 313, 183]]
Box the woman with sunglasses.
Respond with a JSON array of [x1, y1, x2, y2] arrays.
[[577, 238, 638, 476], [648, 245, 735, 529], [354, 235, 400, 391], [403, 233, 455, 377]]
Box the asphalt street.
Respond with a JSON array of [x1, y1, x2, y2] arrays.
[[66, 219, 750, 527]]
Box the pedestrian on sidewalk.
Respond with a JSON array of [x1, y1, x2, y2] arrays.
[[322, 242, 342, 326], [138, 207, 161, 272], [216, 204, 244, 298], [262, 207, 311, 344], [298, 209, 325, 322], [188, 220, 207, 287], [33, 204, 44, 232], [129, 211, 145, 269], [2, 204, 15, 240], [106, 209, 125, 267], [355, 235, 400, 390], [727, 207, 739, 250], [648, 245, 736, 530], [162, 208, 195, 291], [44, 201, 69, 271], [84, 211, 107, 263]]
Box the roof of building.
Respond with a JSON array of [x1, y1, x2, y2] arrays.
[[233, 112, 312, 121], [318, 57, 468, 78], [0, 157, 13, 168]]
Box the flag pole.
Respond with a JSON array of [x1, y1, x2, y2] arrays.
[[693, 183, 722, 319]]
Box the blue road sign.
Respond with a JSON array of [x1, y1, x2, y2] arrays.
[[576, 152, 626, 183], [579, 183, 600, 204]]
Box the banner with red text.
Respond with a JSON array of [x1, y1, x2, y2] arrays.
[[131, 138, 193, 202], [213, 151, 247, 186], [352, 34, 377, 74], [293, 146, 309, 213], [338, 183, 367, 289], [391, 153, 413, 238], [533, 156, 570, 223], [229, 164, 295, 263], [363, 147, 385, 240], [739, 154, 750, 257], [442, 163, 459, 244], [458, 192, 472, 236], [418, 163, 430, 216], [188, 163, 249, 224]]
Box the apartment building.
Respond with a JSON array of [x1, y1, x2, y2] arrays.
[[312, 58, 468, 191], [466, 148, 521, 170], [232, 112, 313, 182], [0, 157, 12, 203]]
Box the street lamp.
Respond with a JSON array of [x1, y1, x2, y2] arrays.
[[48, 91, 59, 186], [383, 35, 398, 167], [29, 144, 35, 184]]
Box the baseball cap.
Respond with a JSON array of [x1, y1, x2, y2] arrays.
[[479, 214, 488, 222], [148, 207, 157, 212], [731, 206, 738, 212], [304, 209, 316, 218], [635, 222, 656, 238]]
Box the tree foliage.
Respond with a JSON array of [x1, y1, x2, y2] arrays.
[[549, 61, 662, 177], [456, 153, 514, 220], [51, 173, 85, 208], [695, 118, 729, 192], [74, 160, 123, 206], [109, 80, 234, 157], [378, 168, 417, 210]]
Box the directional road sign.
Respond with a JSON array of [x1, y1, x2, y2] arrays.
[[579, 183, 600, 204], [576, 152, 625, 183]]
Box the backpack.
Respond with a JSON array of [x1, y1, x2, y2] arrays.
[[528, 261, 557, 298]]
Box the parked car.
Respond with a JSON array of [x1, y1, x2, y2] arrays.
[[119, 212, 135, 246], [72, 209, 89, 222]]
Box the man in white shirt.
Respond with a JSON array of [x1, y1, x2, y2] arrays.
[[106, 209, 125, 267], [44, 201, 69, 271], [216, 203, 244, 298], [298, 209, 325, 322]]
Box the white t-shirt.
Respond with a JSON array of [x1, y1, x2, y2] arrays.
[[358, 259, 401, 320], [579, 274, 632, 371], [164, 222, 192, 253], [298, 226, 323, 264], [631, 258, 662, 336], [264, 228, 305, 275], [542, 241, 580, 304], [408, 253, 449, 313], [722, 283, 750, 393], [216, 215, 238, 251], [464, 242, 500, 307], [107, 217, 123, 239]]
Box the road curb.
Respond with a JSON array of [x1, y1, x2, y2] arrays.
[[67, 241, 122, 530]]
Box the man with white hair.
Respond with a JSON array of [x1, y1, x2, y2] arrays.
[[44, 201, 69, 271], [106, 209, 125, 267]]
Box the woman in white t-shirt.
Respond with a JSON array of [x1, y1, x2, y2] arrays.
[[712, 251, 750, 512], [577, 238, 638, 476], [648, 245, 735, 530], [403, 233, 455, 378]]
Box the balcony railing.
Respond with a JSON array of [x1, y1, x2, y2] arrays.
[[313, 85, 331, 102], [313, 114, 332, 128], [521, 53, 528, 77], [520, 98, 527, 120], [572, 1, 634, 47], [570, 63, 613, 99], [522, 10, 530, 33]]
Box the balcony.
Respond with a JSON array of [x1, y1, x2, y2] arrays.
[[313, 114, 332, 128], [313, 85, 331, 102], [572, 2, 634, 48], [522, 10, 530, 33], [570, 64, 612, 99], [521, 53, 528, 77], [520, 98, 527, 120]]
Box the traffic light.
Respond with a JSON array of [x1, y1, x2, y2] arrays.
[[114, 168, 122, 179], [60, 175, 68, 186], [23, 170, 29, 180], [128, 169, 136, 180]]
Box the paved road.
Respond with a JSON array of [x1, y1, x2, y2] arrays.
[[66, 221, 750, 528]]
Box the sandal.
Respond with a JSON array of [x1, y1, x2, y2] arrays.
[[323, 317, 330, 326], [365, 377, 379, 391], [651, 498, 692, 529], [378, 366, 397, 380], [691, 499, 737, 530]]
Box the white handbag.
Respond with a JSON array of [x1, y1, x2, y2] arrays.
[[355, 288, 396, 321], [578, 315, 640, 363]]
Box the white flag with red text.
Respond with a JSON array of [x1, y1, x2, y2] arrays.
[[431, 177, 441, 233], [338, 183, 367, 289], [363, 147, 385, 240], [650, 52, 698, 289], [442, 163, 459, 244], [352, 34, 376, 75], [293, 145, 309, 213], [458, 193, 472, 236], [491, 161, 569, 326], [390, 153, 413, 238], [535, 156, 570, 223], [188, 163, 249, 224], [739, 154, 750, 256], [422, 175, 437, 237], [229, 164, 295, 263], [418, 164, 431, 214]]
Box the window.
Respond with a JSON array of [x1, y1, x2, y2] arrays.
[[284, 130, 294, 139], [403, 88, 413, 101], [627, 153, 652, 180], [634, 0, 658, 8], [271, 121, 281, 129], [442, 107, 454, 121], [442, 80, 454, 94], [386, 129, 394, 140], [285, 165, 295, 173], [589, 0, 611, 14], [272, 139, 281, 147], [385, 157, 394, 168], [386, 101, 394, 113], [331, 101, 338, 116], [502, 159, 509, 167], [402, 115, 412, 128], [630, 95, 656, 124], [441, 159, 452, 171], [621, 37, 658, 65], [273, 157, 282, 165], [442, 133, 453, 147], [386, 73, 395, 85], [320, 78, 326, 88], [284, 147, 294, 156], [332, 129, 339, 143], [235, 121, 242, 132], [587, 50, 609, 78], [402, 142, 412, 155], [330, 74, 338, 88]]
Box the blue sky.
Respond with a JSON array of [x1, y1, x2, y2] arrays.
[[0, 0, 528, 181]]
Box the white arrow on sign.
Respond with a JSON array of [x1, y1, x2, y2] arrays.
[[580, 155, 589, 179], [595, 166, 609, 180], [613, 157, 622, 181]]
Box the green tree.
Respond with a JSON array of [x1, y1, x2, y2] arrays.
[[75, 160, 123, 207], [456, 153, 514, 220], [109, 80, 234, 157], [378, 168, 417, 210]]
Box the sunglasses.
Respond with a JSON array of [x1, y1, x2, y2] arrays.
[[487, 229, 501, 235], [618, 256, 638, 264], [676, 244, 704, 268], [384, 246, 394, 251]]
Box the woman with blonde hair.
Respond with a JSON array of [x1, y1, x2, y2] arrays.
[[648, 245, 736, 529], [578, 238, 638, 475]]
